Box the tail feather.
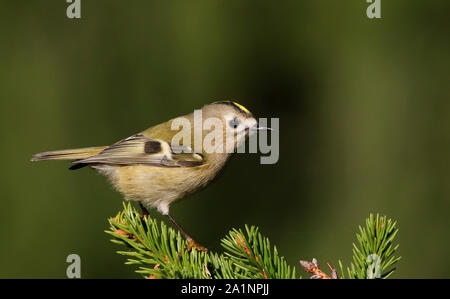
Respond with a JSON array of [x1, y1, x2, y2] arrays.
[[31, 146, 107, 162]]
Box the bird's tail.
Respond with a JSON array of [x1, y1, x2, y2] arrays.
[[31, 146, 107, 162]]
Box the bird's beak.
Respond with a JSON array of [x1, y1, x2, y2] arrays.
[[250, 125, 272, 131]]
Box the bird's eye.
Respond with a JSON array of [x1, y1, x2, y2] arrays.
[[228, 118, 240, 129]]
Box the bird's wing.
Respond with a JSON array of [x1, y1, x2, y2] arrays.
[[73, 133, 204, 167]]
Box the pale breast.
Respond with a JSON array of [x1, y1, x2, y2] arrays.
[[111, 164, 216, 209]]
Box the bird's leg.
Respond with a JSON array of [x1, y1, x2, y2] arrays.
[[139, 202, 150, 219], [166, 214, 207, 252]]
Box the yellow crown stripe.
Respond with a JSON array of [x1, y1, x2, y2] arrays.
[[232, 102, 250, 114]]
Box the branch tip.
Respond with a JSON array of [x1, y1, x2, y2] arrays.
[[300, 258, 338, 279]]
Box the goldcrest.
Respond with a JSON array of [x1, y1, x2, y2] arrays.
[[32, 101, 268, 251]]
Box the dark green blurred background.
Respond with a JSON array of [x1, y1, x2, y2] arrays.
[[1, 0, 449, 278]]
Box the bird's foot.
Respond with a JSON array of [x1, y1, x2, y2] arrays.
[[187, 239, 208, 252], [139, 203, 150, 221]]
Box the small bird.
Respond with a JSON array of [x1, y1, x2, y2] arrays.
[[32, 101, 268, 251]]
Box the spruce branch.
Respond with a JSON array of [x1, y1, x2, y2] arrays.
[[221, 226, 296, 279], [107, 203, 211, 279], [106, 203, 401, 279], [338, 214, 401, 279]]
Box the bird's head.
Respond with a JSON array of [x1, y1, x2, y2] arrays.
[[200, 101, 269, 154]]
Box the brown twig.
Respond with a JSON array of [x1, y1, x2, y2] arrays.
[[299, 258, 338, 279], [236, 234, 268, 279]]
